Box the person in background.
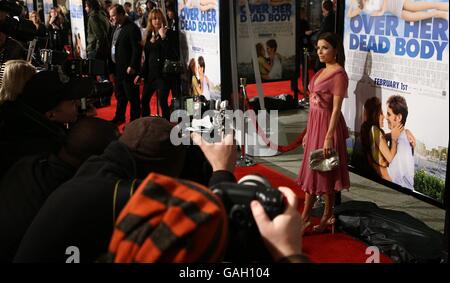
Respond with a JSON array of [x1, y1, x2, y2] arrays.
[[124, 1, 138, 22], [85, 0, 110, 62], [46, 7, 65, 51], [314, 0, 335, 72], [109, 4, 142, 125], [29, 11, 46, 37], [141, 0, 157, 29], [166, 5, 178, 32], [102, 0, 113, 18], [133, 3, 145, 28], [134, 8, 178, 119]]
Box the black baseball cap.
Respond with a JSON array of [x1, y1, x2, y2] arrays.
[[20, 70, 94, 114]]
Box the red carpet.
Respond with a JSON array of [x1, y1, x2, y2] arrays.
[[246, 70, 315, 99], [235, 164, 393, 263]]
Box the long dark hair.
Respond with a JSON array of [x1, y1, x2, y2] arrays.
[[360, 96, 384, 156], [317, 32, 345, 67]]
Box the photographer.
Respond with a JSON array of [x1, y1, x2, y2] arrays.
[[14, 123, 306, 263], [14, 117, 188, 262], [191, 132, 307, 263], [0, 70, 93, 177]]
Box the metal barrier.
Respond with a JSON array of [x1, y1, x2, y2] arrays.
[[299, 48, 311, 108]]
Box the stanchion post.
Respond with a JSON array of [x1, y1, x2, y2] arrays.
[[300, 48, 310, 108], [236, 77, 255, 167]]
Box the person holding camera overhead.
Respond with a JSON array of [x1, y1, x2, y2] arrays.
[[296, 32, 350, 235], [134, 8, 178, 120]]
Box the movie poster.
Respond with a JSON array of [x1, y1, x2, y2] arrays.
[[178, 0, 221, 100], [236, 0, 296, 83], [342, 0, 449, 203], [68, 0, 87, 59]]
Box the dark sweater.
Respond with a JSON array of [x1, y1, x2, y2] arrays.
[[0, 154, 75, 262], [14, 141, 136, 263]]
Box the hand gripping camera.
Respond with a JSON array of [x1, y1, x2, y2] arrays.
[[211, 175, 285, 262], [211, 175, 285, 228]]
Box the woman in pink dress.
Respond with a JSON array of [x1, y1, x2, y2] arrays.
[[297, 32, 350, 234]]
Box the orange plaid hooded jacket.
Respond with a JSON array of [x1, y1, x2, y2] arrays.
[[106, 173, 228, 263]]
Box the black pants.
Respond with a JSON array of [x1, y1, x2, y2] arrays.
[[114, 76, 140, 121], [142, 78, 170, 120], [141, 78, 164, 117]]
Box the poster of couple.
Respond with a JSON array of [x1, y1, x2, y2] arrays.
[[236, 0, 296, 83], [342, 0, 449, 203], [178, 0, 221, 101]]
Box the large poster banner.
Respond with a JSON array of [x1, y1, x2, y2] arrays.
[[178, 0, 221, 100], [236, 0, 296, 83], [342, 0, 449, 204], [68, 0, 87, 59]]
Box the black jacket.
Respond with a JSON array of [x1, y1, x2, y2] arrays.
[[14, 141, 235, 262], [0, 154, 75, 262], [14, 141, 137, 263], [141, 29, 179, 82], [0, 101, 67, 178], [318, 12, 336, 36], [110, 19, 142, 80]]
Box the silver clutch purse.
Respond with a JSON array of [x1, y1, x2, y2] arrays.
[[309, 149, 340, 172]]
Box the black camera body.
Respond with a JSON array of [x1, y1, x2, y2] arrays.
[[211, 176, 285, 262], [212, 179, 285, 228]]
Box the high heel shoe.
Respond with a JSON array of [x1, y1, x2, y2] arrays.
[[312, 216, 336, 234]]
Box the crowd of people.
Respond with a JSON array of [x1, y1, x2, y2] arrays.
[[0, 1, 310, 263], [1, 0, 422, 264]]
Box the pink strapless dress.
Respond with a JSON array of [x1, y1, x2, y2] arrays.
[[296, 67, 350, 195]]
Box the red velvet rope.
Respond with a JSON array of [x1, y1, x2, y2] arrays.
[[241, 97, 307, 153]]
